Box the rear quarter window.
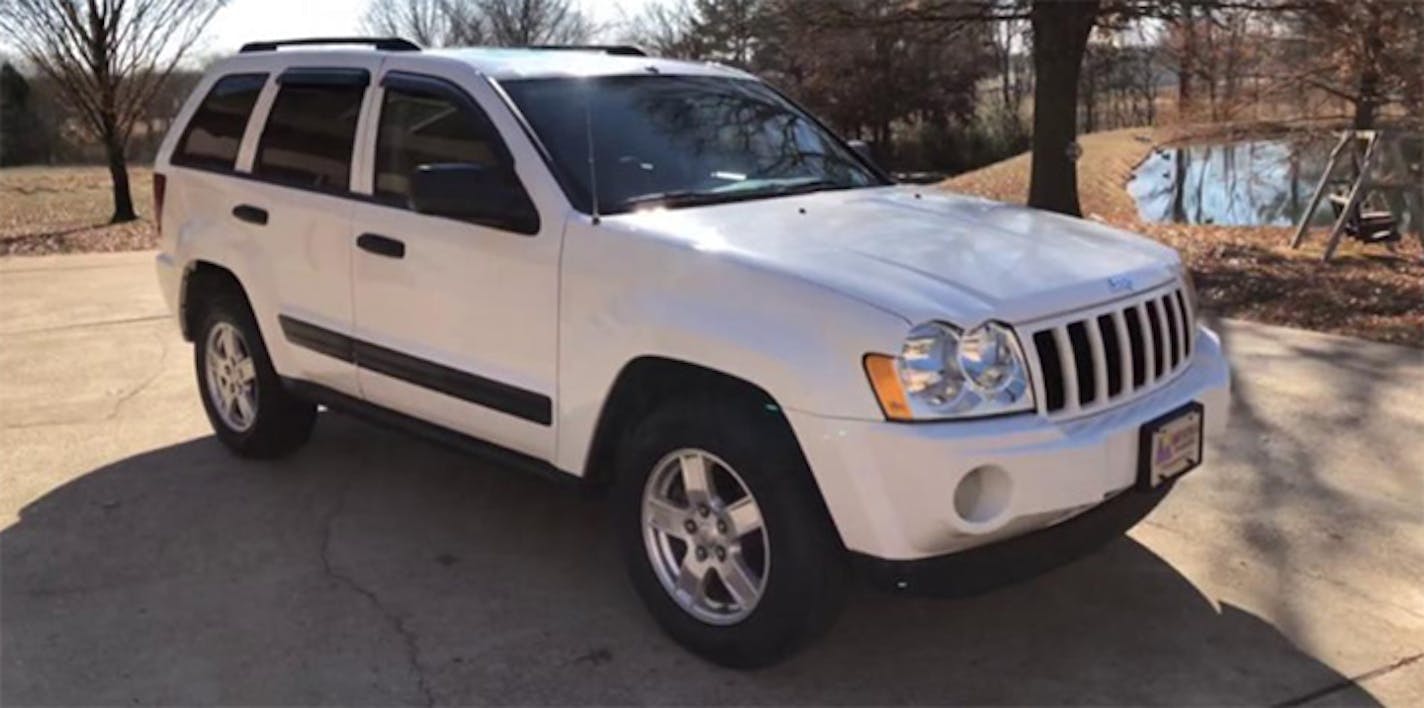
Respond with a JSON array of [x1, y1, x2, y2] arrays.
[[173, 73, 267, 171], [253, 80, 367, 193]]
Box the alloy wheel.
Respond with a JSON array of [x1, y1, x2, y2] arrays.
[[642, 449, 770, 625], [204, 321, 258, 432]]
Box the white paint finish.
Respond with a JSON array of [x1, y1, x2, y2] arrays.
[[346, 57, 565, 458], [603, 187, 1182, 327], [152, 46, 1234, 563], [551, 214, 911, 474], [787, 328, 1231, 560]]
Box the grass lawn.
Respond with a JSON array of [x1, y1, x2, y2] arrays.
[[1, 166, 157, 256], [944, 128, 1423, 347]]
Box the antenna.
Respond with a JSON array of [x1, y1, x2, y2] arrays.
[[584, 83, 600, 225]]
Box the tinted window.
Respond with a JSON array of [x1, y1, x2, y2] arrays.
[[175, 73, 266, 170], [500, 75, 885, 215], [254, 82, 366, 191], [374, 87, 504, 205]]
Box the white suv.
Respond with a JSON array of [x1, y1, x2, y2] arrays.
[[154, 39, 1231, 668]]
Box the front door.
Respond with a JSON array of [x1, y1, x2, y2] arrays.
[[347, 64, 561, 460]]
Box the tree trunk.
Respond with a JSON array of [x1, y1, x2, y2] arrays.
[[1028, 0, 1099, 217], [102, 120, 137, 223], [1353, 7, 1384, 130], [1177, 4, 1196, 117]]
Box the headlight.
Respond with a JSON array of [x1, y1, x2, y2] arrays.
[[864, 321, 1035, 421]]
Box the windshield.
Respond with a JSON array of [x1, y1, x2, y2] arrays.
[[499, 75, 888, 215]]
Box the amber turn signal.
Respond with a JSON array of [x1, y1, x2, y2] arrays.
[[863, 354, 913, 421]]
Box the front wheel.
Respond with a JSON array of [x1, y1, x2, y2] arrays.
[[614, 397, 846, 668]]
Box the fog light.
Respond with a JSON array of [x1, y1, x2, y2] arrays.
[[953, 465, 1012, 524]]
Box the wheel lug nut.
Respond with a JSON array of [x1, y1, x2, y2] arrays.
[[695, 546, 708, 561], [715, 546, 726, 561], [698, 504, 710, 517], [684, 520, 697, 534], [716, 520, 727, 534]]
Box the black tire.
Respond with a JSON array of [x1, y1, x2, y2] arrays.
[[613, 396, 847, 668], [193, 290, 316, 458]]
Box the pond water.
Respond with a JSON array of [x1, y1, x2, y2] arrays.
[[1127, 136, 1422, 232]]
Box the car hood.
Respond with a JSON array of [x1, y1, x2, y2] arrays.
[[605, 185, 1182, 326]]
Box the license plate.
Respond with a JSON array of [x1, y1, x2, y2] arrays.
[[1136, 402, 1204, 490]]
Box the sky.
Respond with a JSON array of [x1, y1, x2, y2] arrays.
[[204, 0, 655, 56]]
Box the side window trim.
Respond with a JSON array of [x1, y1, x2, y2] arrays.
[[370, 70, 541, 236], [279, 67, 371, 87], [248, 67, 372, 196], [378, 71, 514, 165], [170, 72, 269, 173], [234, 75, 279, 173]]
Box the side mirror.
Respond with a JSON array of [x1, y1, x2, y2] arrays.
[[409, 163, 540, 234]]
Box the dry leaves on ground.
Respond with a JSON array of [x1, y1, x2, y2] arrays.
[[1, 166, 159, 256]]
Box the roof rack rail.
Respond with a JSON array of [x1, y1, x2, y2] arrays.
[[239, 37, 420, 53], [522, 44, 648, 57]]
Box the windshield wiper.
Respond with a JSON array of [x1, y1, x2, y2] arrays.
[[622, 179, 853, 211], [622, 188, 747, 209]]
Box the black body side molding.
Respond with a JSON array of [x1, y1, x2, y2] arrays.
[[277, 315, 553, 426], [283, 378, 576, 489]]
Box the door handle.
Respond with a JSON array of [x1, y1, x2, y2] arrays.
[[357, 233, 405, 259], [232, 204, 268, 225]]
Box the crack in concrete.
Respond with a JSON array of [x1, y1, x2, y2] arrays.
[[319, 479, 437, 707], [0, 313, 169, 337], [2, 328, 172, 431], [1275, 652, 1423, 706]]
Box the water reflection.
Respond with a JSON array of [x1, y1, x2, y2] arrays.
[[1128, 136, 1421, 232]]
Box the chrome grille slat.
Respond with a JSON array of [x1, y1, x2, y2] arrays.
[[1026, 284, 1195, 418], [1051, 326, 1080, 414], [1086, 318, 1108, 405], [1172, 291, 1190, 361], [1110, 309, 1132, 401], [1139, 302, 1157, 385], [1150, 297, 1170, 378], [1165, 294, 1184, 367]]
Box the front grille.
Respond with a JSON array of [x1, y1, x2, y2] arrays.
[[1027, 284, 1195, 416]]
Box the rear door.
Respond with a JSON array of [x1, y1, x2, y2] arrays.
[[229, 56, 383, 394], [345, 60, 562, 460]]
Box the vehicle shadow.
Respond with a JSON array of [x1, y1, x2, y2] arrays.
[[1, 413, 1371, 706]]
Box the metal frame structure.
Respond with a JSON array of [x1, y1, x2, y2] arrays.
[[1290, 129, 1424, 261]]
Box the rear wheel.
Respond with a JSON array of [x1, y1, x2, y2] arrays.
[[194, 292, 315, 458], [615, 397, 846, 668]]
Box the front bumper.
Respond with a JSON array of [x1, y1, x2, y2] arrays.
[[786, 326, 1231, 563], [854, 478, 1173, 596]]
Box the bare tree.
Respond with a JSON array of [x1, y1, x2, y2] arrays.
[[621, 0, 701, 58], [361, 0, 591, 48], [0, 0, 225, 223], [479, 0, 592, 45], [1288, 0, 1423, 130], [361, 0, 483, 47]]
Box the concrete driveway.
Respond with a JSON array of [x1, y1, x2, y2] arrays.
[[2, 251, 1421, 705]]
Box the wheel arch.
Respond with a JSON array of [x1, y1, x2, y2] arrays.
[[180, 260, 249, 341], [581, 356, 794, 491]]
